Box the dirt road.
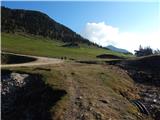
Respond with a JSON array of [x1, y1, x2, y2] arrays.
[[1, 52, 63, 68]]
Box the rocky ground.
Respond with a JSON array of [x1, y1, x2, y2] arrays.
[[1, 72, 30, 118], [1, 70, 66, 120], [123, 68, 160, 120], [115, 55, 160, 120], [137, 84, 160, 120]]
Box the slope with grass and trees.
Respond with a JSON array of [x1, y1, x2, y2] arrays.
[[1, 6, 131, 60]]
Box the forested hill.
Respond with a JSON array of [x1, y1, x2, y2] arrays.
[[1, 6, 98, 46]]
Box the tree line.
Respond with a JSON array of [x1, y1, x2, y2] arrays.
[[135, 45, 160, 57]]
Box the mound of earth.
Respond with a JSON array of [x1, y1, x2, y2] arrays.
[[62, 43, 80, 48], [117, 55, 160, 86], [120, 55, 160, 71], [96, 54, 124, 59], [2, 53, 37, 64]]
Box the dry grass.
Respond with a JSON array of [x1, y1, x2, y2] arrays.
[[2, 62, 153, 120]]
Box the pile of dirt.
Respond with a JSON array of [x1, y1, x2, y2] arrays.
[[119, 55, 160, 71], [1, 53, 37, 64], [117, 55, 160, 86], [96, 54, 124, 59], [62, 43, 80, 48]]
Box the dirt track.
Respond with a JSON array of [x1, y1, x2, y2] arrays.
[[1, 52, 63, 68]]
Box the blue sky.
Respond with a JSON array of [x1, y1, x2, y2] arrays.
[[2, 1, 159, 33], [1, 1, 160, 52]]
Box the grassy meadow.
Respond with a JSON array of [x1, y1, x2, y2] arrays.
[[1, 33, 132, 60]]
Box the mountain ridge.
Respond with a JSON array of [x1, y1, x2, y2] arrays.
[[106, 45, 130, 54], [1, 6, 100, 47]]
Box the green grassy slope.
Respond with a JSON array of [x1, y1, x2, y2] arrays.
[[1, 33, 131, 60]]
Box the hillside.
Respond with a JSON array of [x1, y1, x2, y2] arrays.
[[1, 6, 98, 47], [1, 33, 131, 60], [1, 7, 133, 60]]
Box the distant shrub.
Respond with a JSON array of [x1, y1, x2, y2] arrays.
[[154, 49, 160, 55], [134, 45, 153, 57]]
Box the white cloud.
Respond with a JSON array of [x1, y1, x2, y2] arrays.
[[81, 22, 160, 53]]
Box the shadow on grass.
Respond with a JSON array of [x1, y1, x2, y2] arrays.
[[2, 70, 67, 120]]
